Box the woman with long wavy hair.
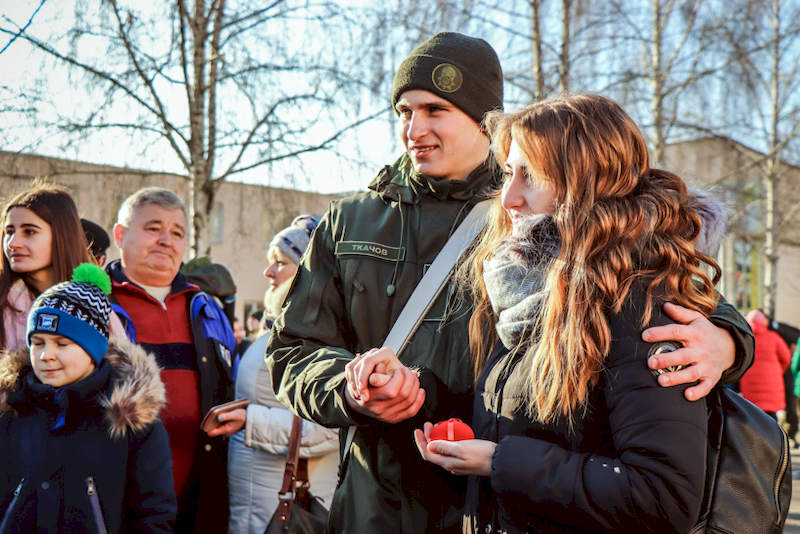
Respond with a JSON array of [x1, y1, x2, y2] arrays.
[[415, 94, 718, 533], [1, 183, 95, 349]]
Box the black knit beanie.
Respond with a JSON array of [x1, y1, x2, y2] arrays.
[[392, 32, 503, 124]]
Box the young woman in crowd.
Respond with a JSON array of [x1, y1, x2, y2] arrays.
[[415, 94, 718, 533], [1, 183, 94, 350], [209, 215, 339, 534], [0, 264, 176, 532]]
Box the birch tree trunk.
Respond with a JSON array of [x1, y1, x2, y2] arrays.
[[530, 0, 545, 101], [762, 0, 781, 317], [559, 0, 571, 93]]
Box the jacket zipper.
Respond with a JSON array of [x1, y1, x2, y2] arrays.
[[0, 478, 24, 531], [85, 477, 108, 534], [774, 430, 789, 525]]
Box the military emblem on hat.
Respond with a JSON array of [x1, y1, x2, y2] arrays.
[[432, 63, 463, 93]]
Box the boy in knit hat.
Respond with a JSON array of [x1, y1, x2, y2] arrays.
[[0, 264, 176, 532], [267, 32, 754, 533]]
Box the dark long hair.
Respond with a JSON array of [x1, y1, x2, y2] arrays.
[[0, 182, 93, 347]]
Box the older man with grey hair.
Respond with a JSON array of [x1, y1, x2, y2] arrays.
[[108, 186, 236, 534]]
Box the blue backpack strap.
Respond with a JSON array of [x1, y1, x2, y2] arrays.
[[108, 295, 136, 343], [189, 291, 236, 374]]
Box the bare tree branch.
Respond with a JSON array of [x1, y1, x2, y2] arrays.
[[0, 0, 46, 55], [107, 0, 190, 168], [220, 107, 387, 179]]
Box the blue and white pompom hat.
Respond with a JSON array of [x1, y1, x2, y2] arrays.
[[27, 263, 113, 365]]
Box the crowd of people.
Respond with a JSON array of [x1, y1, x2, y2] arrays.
[[0, 182, 343, 533], [0, 29, 791, 534]]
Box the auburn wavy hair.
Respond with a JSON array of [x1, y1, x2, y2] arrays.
[[460, 94, 720, 425]]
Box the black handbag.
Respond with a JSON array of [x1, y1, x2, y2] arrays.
[[690, 387, 792, 533], [264, 416, 329, 534]]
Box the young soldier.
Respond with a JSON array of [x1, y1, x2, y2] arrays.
[[267, 32, 754, 533]]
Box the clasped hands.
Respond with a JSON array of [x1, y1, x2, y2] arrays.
[[343, 347, 426, 423]]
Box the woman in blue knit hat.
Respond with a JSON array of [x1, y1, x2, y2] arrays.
[[214, 215, 340, 534], [0, 264, 176, 533]]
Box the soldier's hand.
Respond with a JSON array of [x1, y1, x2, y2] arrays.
[[644, 302, 735, 401], [344, 365, 425, 423], [345, 347, 402, 402]]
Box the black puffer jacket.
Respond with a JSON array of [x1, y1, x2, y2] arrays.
[[464, 285, 709, 534], [0, 337, 176, 533]]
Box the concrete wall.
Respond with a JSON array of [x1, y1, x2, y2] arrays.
[[0, 151, 341, 323]]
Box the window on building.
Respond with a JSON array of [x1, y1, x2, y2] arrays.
[[732, 238, 760, 311]]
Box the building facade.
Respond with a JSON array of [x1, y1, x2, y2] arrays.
[[662, 137, 800, 328], [0, 150, 342, 323]]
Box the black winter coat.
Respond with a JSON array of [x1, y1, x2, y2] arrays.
[[465, 286, 708, 534], [0, 337, 176, 533]]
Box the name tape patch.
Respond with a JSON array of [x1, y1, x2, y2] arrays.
[[335, 241, 405, 262]]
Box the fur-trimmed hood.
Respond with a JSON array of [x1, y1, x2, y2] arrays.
[[0, 336, 166, 438], [689, 187, 728, 257]]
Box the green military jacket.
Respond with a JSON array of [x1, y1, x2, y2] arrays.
[[266, 154, 755, 534]]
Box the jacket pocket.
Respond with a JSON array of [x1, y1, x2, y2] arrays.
[[0, 478, 24, 532], [85, 477, 108, 534]]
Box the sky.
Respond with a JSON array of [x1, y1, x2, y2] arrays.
[[0, 1, 401, 195]]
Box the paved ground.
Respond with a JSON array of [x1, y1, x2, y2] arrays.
[[785, 448, 800, 532]]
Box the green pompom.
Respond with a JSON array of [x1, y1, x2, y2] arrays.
[[72, 263, 112, 295]]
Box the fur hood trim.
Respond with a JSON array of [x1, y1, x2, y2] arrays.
[[0, 337, 166, 438], [689, 187, 728, 257]]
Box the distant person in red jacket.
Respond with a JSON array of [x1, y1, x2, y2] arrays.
[[741, 309, 792, 418]]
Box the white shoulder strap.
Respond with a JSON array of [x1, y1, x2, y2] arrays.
[[343, 199, 491, 457]]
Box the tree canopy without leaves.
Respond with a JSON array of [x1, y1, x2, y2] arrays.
[[1, 0, 383, 255], [3, 0, 800, 313]]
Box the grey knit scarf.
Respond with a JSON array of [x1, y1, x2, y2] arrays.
[[482, 215, 560, 350]]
